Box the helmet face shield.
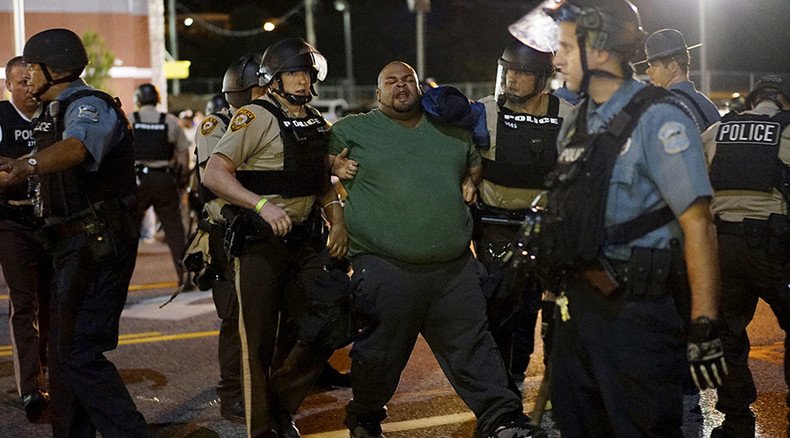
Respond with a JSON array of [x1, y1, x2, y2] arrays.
[[312, 51, 328, 82], [508, 0, 569, 53]]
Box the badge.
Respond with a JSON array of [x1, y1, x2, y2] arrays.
[[77, 104, 99, 122], [200, 116, 219, 136], [658, 121, 689, 154], [230, 108, 256, 132]]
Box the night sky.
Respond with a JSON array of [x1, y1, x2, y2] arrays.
[[176, 0, 790, 87]]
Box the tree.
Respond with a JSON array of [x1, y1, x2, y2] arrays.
[[82, 31, 116, 92]]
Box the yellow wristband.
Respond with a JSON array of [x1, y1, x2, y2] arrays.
[[254, 197, 268, 213]]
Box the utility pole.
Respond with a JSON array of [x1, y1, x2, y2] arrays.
[[407, 0, 431, 79], [699, 0, 710, 95], [12, 0, 25, 55], [305, 0, 316, 46], [149, 0, 168, 109], [167, 0, 179, 95]]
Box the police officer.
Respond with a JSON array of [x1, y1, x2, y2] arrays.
[[194, 54, 261, 424], [131, 83, 191, 288], [701, 74, 790, 437], [642, 28, 720, 131], [0, 28, 148, 437], [203, 39, 347, 438], [533, 1, 727, 435], [0, 55, 53, 423], [474, 38, 573, 390]]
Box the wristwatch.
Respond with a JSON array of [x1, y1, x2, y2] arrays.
[[27, 157, 38, 174]]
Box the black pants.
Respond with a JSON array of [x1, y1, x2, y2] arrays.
[[136, 169, 186, 281], [474, 223, 542, 377], [551, 276, 686, 437], [0, 219, 52, 397], [47, 224, 148, 437], [235, 235, 329, 436], [207, 221, 241, 405], [716, 232, 790, 423], [345, 253, 523, 436]]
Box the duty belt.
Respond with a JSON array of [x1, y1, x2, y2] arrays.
[[580, 246, 674, 298], [475, 202, 531, 227]]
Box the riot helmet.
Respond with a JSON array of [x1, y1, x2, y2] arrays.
[[495, 39, 555, 105], [258, 38, 328, 105], [222, 53, 263, 109], [511, 0, 645, 95], [22, 28, 89, 97], [205, 93, 229, 114], [746, 74, 790, 110], [135, 83, 160, 107]]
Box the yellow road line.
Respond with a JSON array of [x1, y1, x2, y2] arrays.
[[0, 282, 177, 301], [117, 330, 218, 346], [128, 281, 178, 292], [0, 330, 215, 356], [303, 412, 476, 438]]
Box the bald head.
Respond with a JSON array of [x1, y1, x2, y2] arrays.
[[376, 61, 422, 123], [377, 61, 418, 88]]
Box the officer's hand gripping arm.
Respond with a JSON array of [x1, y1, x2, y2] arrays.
[[0, 137, 87, 186]]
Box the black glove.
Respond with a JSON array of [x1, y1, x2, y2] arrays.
[[687, 316, 728, 390]]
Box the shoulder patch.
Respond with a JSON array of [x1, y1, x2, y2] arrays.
[[230, 108, 256, 132], [77, 104, 99, 122], [200, 116, 219, 136], [658, 121, 689, 154]]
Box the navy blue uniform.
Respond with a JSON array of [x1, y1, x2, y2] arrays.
[[669, 80, 721, 132], [550, 79, 713, 437], [33, 80, 148, 437], [0, 100, 52, 401]]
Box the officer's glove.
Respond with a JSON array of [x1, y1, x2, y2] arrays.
[[687, 316, 728, 390]]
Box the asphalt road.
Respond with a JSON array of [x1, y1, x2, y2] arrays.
[[0, 239, 787, 437]]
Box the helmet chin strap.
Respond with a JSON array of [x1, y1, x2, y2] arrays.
[[576, 35, 622, 97], [274, 77, 313, 106], [32, 63, 81, 99]]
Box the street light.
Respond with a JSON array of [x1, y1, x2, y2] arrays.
[[334, 0, 354, 85], [263, 20, 277, 32]]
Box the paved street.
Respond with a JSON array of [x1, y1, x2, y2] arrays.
[[0, 239, 787, 437]]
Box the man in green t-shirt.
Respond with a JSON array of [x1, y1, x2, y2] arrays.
[[328, 61, 545, 438]]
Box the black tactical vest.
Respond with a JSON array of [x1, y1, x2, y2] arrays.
[[132, 112, 173, 161], [0, 101, 35, 201], [32, 89, 137, 219], [540, 86, 681, 268], [709, 110, 790, 193], [235, 98, 329, 198], [482, 95, 562, 189]]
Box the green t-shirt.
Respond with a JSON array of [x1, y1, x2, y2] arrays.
[[329, 109, 480, 263]]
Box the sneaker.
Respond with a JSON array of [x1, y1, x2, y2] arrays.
[[22, 390, 49, 423], [219, 399, 245, 424], [489, 418, 547, 438]]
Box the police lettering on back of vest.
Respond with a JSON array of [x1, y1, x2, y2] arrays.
[[709, 110, 790, 194], [715, 121, 780, 144], [131, 112, 173, 161]]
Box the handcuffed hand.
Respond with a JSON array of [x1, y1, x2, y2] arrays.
[[332, 148, 358, 180], [687, 316, 728, 390]]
